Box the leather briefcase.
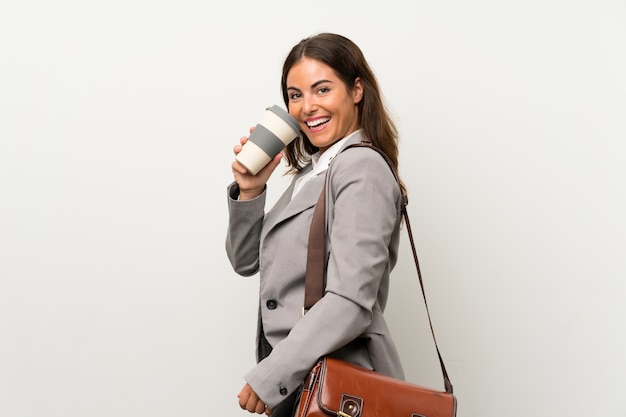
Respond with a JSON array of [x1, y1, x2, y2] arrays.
[[295, 357, 456, 417]]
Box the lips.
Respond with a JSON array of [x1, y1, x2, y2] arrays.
[[305, 117, 330, 131]]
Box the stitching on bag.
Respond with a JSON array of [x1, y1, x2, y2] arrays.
[[452, 394, 458, 416], [316, 359, 339, 416], [302, 370, 317, 415]]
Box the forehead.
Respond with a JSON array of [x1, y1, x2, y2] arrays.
[[286, 57, 338, 87]]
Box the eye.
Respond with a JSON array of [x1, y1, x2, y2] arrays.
[[317, 86, 330, 94], [288, 92, 302, 101]]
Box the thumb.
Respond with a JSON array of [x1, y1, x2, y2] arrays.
[[258, 152, 283, 177]]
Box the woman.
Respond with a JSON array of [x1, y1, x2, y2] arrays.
[[226, 33, 405, 416]]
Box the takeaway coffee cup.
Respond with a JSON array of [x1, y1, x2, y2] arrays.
[[236, 105, 300, 175]]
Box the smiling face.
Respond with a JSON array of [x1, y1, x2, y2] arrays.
[[286, 57, 363, 153]]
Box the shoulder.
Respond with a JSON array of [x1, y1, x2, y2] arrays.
[[329, 145, 396, 182], [326, 145, 401, 205]]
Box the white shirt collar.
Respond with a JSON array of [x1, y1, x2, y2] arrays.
[[291, 130, 361, 198], [311, 134, 351, 173]]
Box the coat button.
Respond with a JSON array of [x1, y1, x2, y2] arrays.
[[279, 387, 288, 396], [266, 299, 278, 310]]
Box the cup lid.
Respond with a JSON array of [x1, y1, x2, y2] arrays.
[[267, 105, 300, 133]]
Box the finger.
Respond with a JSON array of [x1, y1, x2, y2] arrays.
[[243, 389, 261, 413], [271, 152, 283, 165], [254, 401, 266, 414], [261, 152, 283, 175], [257, 152, 283, 174], [245, 396, 260, 413], [238, 390, 250, 410], [232, 160, 249, 175], [265, 406, 273, 415]]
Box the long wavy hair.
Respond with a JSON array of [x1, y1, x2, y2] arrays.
[[280, 33, 404, 193]]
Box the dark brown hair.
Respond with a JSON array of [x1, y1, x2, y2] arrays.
[[281, 33, 403, 191]]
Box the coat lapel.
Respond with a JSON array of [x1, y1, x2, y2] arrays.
[[262, 130, 367, 238], [263, 171, 326, 235]]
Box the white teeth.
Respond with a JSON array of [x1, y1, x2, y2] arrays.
[[306, 117, 330, 128]]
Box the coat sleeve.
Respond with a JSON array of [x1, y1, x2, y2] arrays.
[[225, 182, 266, 276], [244, 148, 402, 409]]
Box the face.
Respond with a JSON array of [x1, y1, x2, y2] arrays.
[[286, 57, 363, 153]]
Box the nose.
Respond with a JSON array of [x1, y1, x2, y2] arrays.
[[302, 93, 318, 115]]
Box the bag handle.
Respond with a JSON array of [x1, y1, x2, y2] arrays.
[[304, 141, 454, 394]]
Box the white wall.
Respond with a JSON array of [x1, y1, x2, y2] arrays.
[[1, 1, 624, 416]]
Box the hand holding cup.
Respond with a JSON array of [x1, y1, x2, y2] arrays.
[[232, 105, 300, 200], [235, 105, 300, 175], [232, 131, 283, 200]]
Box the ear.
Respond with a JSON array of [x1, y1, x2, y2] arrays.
[[352, 77, 364, 104]]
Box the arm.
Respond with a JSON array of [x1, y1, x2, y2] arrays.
[[225, 182, 266, 276], [226, 134, 284, 275]]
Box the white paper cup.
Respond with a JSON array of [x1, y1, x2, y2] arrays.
[[236, 105, 300, 175]]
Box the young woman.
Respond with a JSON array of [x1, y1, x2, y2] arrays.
[[226, 33, 405, 416]]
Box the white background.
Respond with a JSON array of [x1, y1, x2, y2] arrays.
[[1, 1, 625, 416]]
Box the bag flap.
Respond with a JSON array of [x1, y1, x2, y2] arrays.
[[317, 357, 456, 417]]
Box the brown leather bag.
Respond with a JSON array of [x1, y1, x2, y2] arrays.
[[296, 142, 457, 417]]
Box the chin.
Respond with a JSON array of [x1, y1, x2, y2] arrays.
[[310, 134, 336, 148]]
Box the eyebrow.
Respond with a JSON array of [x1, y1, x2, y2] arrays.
[[311, 79, 333, 88], [287, 79, 334, 91]]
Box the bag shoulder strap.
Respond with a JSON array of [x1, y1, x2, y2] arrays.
[[304, 141, 454, 394]]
